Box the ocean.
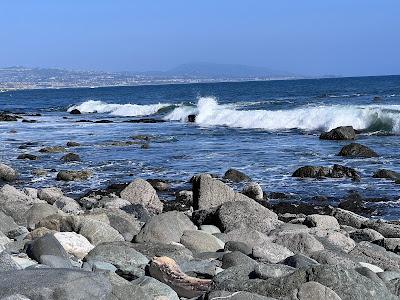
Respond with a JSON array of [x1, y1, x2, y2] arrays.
[[1, 75, 400, 218]]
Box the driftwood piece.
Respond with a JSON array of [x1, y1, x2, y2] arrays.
[[149, 256, 212, 298]]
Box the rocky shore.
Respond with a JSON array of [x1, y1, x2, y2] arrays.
[[1, 119, 400, 299]]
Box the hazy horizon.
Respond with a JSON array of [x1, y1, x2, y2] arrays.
[[1, 0, 399, 77]]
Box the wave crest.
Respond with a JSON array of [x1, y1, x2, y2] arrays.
[[165, 96, 400, 133]]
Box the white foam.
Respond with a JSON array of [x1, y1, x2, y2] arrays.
[[165, 96, 400, 132], [68, 100, 170, 117]]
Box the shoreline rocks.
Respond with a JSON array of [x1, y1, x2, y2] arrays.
[[320, 126, 356, 140]]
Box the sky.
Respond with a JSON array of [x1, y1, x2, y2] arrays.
[[0, 0, 399, 76]]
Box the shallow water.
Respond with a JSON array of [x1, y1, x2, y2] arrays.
[[1, 76, 400, 218]]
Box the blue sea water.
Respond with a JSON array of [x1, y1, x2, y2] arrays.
[[1, 76, 400, 218]]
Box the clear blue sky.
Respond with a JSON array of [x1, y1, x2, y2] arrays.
[[1, 0, 399, 76]]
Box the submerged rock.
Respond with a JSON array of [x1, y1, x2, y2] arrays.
[[17, 153, 38, 160], [320, 126, 356, 140], [56, 170, 92, 181], [39, 146, 66, 153], [373, 169, 400, 180], [292, 164, 360, 181], [69, 109, 81, 115], [61, 152, 81, 162]]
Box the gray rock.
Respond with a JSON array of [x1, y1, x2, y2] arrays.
[[129, 242, 193, 264], [37, 187, 63, 204], [330, 207, 368, 228], [223, 168, 251, 182], [54, 196, 83, 214], [217, 228, 273, 248], [254, 263, 295, 279], [222, 251, 257, 269], [320, 126, 356, 140], [200, 224, 221, 234], [40, 254, 74, 268], [56, 170, 92, 181], [225, 240, 252, 255], [208, 290, 276, 300], [17, 153, 38, 160], [283, 253, 320, 268], [378, 271, 400, 282], [364, 220, 400, 238], [0, 252, 21, 272], [131, 276, 179, 300], [375, 238, 400, 253], [180, 230, 224, 253], [273, 232, 324, 255], [39, 146, 66, 153], [217, 200, 278, 234], [350, 241, 400, 270], [350, 228, 384, 243], [180, 259, 220, 277], [291, 281, 342, 300], [86, 260, 118, 272], [253, 243, 294, 264], [292, 164, 360, 180], [242, 182, 263, 200], [0, 164, 18, 182], [310, 229, 356, 252], [355, 267, 385, 284], [309, 249, 360, 269], [0, 269, 112, 299], [24, 203, 59, 230], [61, 152, 81, 162], [25, 234, 69, 263], [0, 211, 19, 235], [67, 141, 81, 147], [120, 178, 163, 214], [338, 143, 378, 158], [78, 218, 125, 245], [135, 211, 196, 244], [304, 214, 340, 230]]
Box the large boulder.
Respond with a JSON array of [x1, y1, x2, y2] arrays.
[[373, 169, 400, 180], [216, 200, 278, 234], [319, 126, 356, 140], [0, 164, 18, 182], [120, 178, 163, 214], [252, 242, 294, 263], [0, 269, 112, 299], [292, 164, 360, 181], [37, 187, 64, 204], [273, 232, 324, 255], [135, 211, 196, 244], [338, 143, 378, 158], [363, 220, 400, 238], [131, 276, 179, 300], [350, 241, 400, 270], [330, 207, 368, 228], [180, 230, 224, 253], [304, 214, 340, 230], [24, 203, 59, 230], [291, 281, 342, 300], [25, 233, 69, 263], [77, 218, 125, 246], [54, 231, 95, 259], [0, 211, 19, 236], [192, 174, 255, 210]]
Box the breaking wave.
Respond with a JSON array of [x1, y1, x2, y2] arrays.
[[165, 96, 400, 133], [67, 100, 172, 117]]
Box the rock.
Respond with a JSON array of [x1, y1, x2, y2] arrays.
[[146, 179, 169, 191], [180, 230, 224, 253], [0, 269, 112, 299], [69, 108, 81, 114], [320, 126, 356, 140], [304, 214, 340, 230], [338, 143, 378, 158], [85, 242, 149, 279], [224, 241, 252, 255], [309, 249, 360, 269], [39, 146, 66, 153], [0, 252, 21, 272], [129, 242, 193, 264], [253, 243, 294, 264], [242, 182, 264, 200], [17, 154, 38, 160], [254, 263, 295, 279], [373, 169, 400, 180], [78, 218, 125, 245], [24, 203, 59, 230], [25, 227, 56, 240], [132, 276, 179, 300], [375, 238, 400, 254], [292, 164, 360, 181], [0, 211, 19, 236], [0, 113, 18, 122], [337, 192, 373, 216], [273, 232, 324, 255], [378, 271, 400, 282], [223, 168, 251, 182], [291, 281, 342, 300], [311, 229, 356, 252], [359, 262, 384, 273], [38, 187, 64, 204], [0, 164, 18, 182], [200, 224, 221, 234], [217, 200, 278, 234], [39, 254, 73, 268], [330, 207, 368, 228], [66, 141, 81, 147], [54, 196, 83, 214], [149, 256, 211, 298], [208, 290, 275, 300], [61, 152, 81, 162], [56, 170, 91, 181], [187, 114, 196, 122], [350, 241, 400, 270], [221, 251, 257, 269], [217, 228, 273, 249], [350, 228, 384, 243], [31, 169, 48, 177], [120, 178, 163, 214], [363, 220, 400, 238], [25, 234, 69, 263], [175, 190, 193, 203], [54, 231, 94, 259], [135, 211, 196, 244], [192, 174, 256, 210], [283, 253, 320, 268]]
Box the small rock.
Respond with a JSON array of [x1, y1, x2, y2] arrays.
[[131, 276, 179, 300], [56, 170, 91, 181], [223, 168, 251, 182], [78, 218, 125, 245], [37, 187, 63, 204], [273, 232, 324, 255], [69, 109, 81, 115], [39, 146, 66, 153], [146, 179, 169, 191], [304, 214, 340, 230], [320, 126, 356, 140], [17, 154, 38, 160], [66, 141, 81, 147], [338, 143, 378, 158], [54, 231, 95, 259], [224, 241, 252, 255], [283, 253, 320, 268], [61, 152, 81, 162], [254, 263, 295, 279], [242, 182, 263, 200], [25, 234, 69, 263], [252, 242, 294, 263], [221, 251, 257, 269]]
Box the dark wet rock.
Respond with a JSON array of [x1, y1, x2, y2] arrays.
[[17, 154, 38, 160], [0, 113, 18, 121], [163, 190, 193, 212], [320, 126, 356, 140], [217, 200, 279, 234], [222, 251, 258, 269], [120, 178, 163, 214], [338, 143, 378, 158], [61, 152, 81, 162], [0, 269, 112, 299], [123, 118, 166, 123], [268, 191, 292, 200], [338, 192, 374, 216], [69, 108, 81, 115], [373, 169, 400, 180], [146, 179, 169, 191], [283, 253, 320, 268], [135, 211, 196, 244], [39, 146, 66, 153], [242, 182, 264, 201], [271, 202, 330, 216], [141, 143, 150, 149], [66, 141, 81, 147], [95, 119, 113, 123], [224, 241, 252, 255], [187, 114, 196, 122], [350, 241, 400, 270], [32, 168, 48, 177], [56, 170, 92, 181], [0, 164, 18, 182], [223, 168, 251, 182], [25, 233, 69, 263], [21, 119, 37, 123], [292, 164, 360, 181], [129, 242, 193, 264]]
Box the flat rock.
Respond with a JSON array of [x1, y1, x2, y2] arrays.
[[222, 251, 258, 269], [39, 146, 66, 153], [254, 263, 295, 279], [37, 187, 64, 204], [373, 169, 400, 180], [363, 220, 400, 238], [350, 228, 384, 243], [120, 178, 163, 214], [54, 231, 95, 259], [131, 276, 179, 300], [330, 207, 368, 229]]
